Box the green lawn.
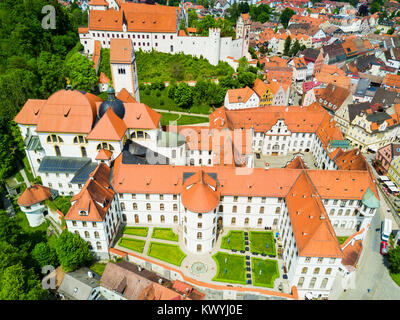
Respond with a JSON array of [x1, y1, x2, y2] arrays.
[[251, 258, 279, 288], [23, 156, 35, 182], [123, 226, 148, 237], [151, 227, 178, 242], [390, 272, 400, 287], [337, 236, 349, 245], [141, 88, 211, 115], [212, 252, 247, 285], [159, 112, 208, 126], [15, 171, 24, 183], [118, 237, 146, 253], [249, 231, 276, 256], [90, 262, 108, 276], [221, 230, 245, 251], [147, 242, 186, 266]]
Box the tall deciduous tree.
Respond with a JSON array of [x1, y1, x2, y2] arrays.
[[32, 242, 59, 269], [280, 8, 295, 28], [65, 53, 98, 92], [55, 231, 93, 272]]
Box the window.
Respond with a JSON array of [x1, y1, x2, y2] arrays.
[[160, 203, 164, 211], [233, 205, 237, 213], [146, 194, 150, 200], [233, 196, 238, 202], [257, 218, 262, 226], [96, 142, 114, 151], [55, 145, 61, 157], [298, 277, 305, 288], [94, 231, 99, 239], [92, 222, 97, 228], [85, 231, 90, 238], [161, 215, 165, 223], [321, 278, 328, 289], [248, 196, 252, 203], [244, 217, 249, 225], [317, 257, 323, 264], [173, 195, 177, 200], [146, 203, 151, 210], [132, 194, 136, 199], [198, 222, 202, 228], [326, 268, 332, 275], [231, 217, 236, 225], [301, 267, 308, 274], [197, 232, 202, 239], [133, 203, 137, 210], [173, 204, 178, 211], [313, 267, 320, 274], [246, 206, 251, 213], [81, 146, 87, 157], [219, 205, 223, 213], [96, 242, 102, 250], [174, 215, 178, 223], [72, 221, 77, 227], [309, 277, 317, 289], [305, 257, 311, 263], [47, 135, 63, 143], [260, 207, 264, 214], [120, 203, 125, 211], [147, 215, 152, 222], [198, 213, 202, 219], [275, 207, 281, 214], [73, 135, 88, 144]]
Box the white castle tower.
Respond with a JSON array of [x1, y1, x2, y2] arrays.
[[110, 38, 140, 102]]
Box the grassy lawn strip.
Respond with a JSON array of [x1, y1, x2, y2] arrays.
[[15, 171, 24, 183], [337, 236, 349, 245], [123, 226, 149, 237], [159, 112, 208, 126], [147, 242, 186, 266], [390, 272, 400, 287], [90, 262, 108, 276], [251, 258, 279, 288], [151, 227, 178, 242], [118, 237, 146, 253], [221, 230, 245, 251], [212, 252, 247, 285], [249, 231, 276, 256]]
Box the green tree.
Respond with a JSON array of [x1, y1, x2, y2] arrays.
[[283, 36, 292, 56], [188, 9, 199, 28], [370, 1, 381, 14], [0, 263, 48, 300], [289, 39, 301, 57], [173, 83, 193, 109], [36, 51, 66, 97], [170, 60, 185, 81], [388, 245, 400, 273], [65, 53, 98, 92], [55, 231, 93, 272], [280, 8, 295, 28], [237, 71, 256, 88], [32, 242, 59, 269]]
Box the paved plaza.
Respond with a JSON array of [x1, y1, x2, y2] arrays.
[[253, 151, 318, 169]]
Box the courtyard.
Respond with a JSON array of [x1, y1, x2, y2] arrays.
[[113, 225, 285, 292], [253, 151, 318, 169]]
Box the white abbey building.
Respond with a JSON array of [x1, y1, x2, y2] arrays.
[[15, 35, 380, 299], [78, 1, 250, 66]]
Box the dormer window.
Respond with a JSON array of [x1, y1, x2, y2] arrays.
[[79, 210, 88, 216]]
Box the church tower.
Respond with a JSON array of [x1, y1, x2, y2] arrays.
[[110, 38, 140, 102]]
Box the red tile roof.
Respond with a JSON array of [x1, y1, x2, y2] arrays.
[[17, 184, 52, 207], [87, 107, 127, 141]]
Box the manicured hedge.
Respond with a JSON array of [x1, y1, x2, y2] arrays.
[[251, 258, 279, 288], [212, 252, 247, 285], [249, 231, 276, 256], [118, 237, 146, 253], [220, 230, 245, 251]]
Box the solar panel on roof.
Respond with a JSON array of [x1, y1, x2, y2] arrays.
[[38, 156, 91, 173], [70, 163, 98, 184]]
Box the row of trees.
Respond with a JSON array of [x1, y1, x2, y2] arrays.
[[0, 211, 93, 299], [187, 12, 236, 38]]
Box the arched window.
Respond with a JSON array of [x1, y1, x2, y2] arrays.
[[146, 203, 151, 210], [147, 215, 152, 222], [321, 278, 328, 289], [257, 218, 262, 226], [244, 217, 249, 225], [47, 134, 63, 143], [313, 267, 320, 274], [302, 267, 308, 274], [133, 203, 137, 210], [260, 207, 264, 214], [309, 277, 317, 288], [94, 231, 99, 239], [275, 207, 281, 214], [338, 209, 343, 216], [231, 217, 236, 225], [85, 231, 90, 238], [173, 204, 178, 211], [329, 209, 335, 216], [96, 142, 114, 151], [160, 203, 164, 211], [81, 146, 87, 157], [161, 215, 165, 223], [219, 205, 223, 213], [174, 215, 178, 223], [122, 214, 127, 222], [120, 202, 125, 211], [298, 277, 305, 288], [345, 209, 351, 216], [73, 135, 88, 144], [325, 268, 332, 275], [197, 232, 202, 239], [54, 145, 61, 157], [246, 206, 251, 213], [233, 205, 237, 213], [96, 242, 102, 250]]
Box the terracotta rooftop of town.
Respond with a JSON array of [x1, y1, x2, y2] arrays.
[[17, 184, 52, 207], [315, 83, 351, 112], [226, 86, 256, 104], [110, 39, 133, 64]]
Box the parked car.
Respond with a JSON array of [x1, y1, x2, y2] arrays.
[[381, 241, 389, 255]]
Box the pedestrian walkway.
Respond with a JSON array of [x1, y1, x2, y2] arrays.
[[153, 109, 210, 118]]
